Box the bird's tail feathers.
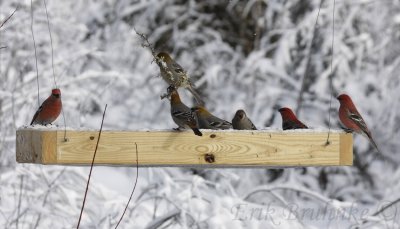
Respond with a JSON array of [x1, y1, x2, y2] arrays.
[[192, 128, 203, 136], [368, 137, 381, 154]]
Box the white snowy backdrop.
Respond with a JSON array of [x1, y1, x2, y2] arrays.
[[1, 0, 400, 228]]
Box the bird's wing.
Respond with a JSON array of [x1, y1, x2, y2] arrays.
[[248, 119, 257, 130], [347, 110, 370, 134], [30, 105, 43, 125], [283, 120, 307, 130], [209, 118, 232, 129], [172, 109, 196, 123], [171, 62, 185, 74]]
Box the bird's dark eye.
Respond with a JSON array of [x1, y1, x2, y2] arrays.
[[53, 94, 60, 98]]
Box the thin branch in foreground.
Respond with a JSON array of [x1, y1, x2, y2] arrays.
[[34, 168, 67, 229], [76, 104, 108, 229], [114, 142, 139, 229], [0, 46, 6, 49], [356, 197, 400, 228], [373, 197, 400, 217], [145, 209, 180, 229], [0, 6, 18, 29], [16, 175, 24, 229]]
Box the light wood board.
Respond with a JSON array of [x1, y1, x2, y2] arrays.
[[16, 129, 353, 167]]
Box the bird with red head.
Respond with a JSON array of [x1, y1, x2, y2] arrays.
[[278, 107, 308, 130], [31, 88, 62, 125], [337, 94, 380, 152]]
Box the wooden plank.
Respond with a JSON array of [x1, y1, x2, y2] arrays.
[[16, 129, 353, 167], [339, 133, 353, 165]]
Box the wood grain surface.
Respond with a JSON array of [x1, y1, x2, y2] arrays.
[[16, 129, 353, 167]]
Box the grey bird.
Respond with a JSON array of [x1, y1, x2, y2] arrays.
[[157, 52, 204, 105], [167, 86, 202, 136], [232, 109, 257, 130], [191, 106, 232, 130]]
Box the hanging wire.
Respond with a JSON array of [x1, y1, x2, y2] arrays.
[[62, 107, 67, 141], [296, 0, 324, 114], [326, 0, 336, 145], [43, 0, 57, 89], [42, 0, 68, 140], [30, 0, 40, 107]]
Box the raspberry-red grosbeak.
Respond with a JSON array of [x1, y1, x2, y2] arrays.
[[337, 94, 380, 152], [30, 88, 62, 125], [278, 107, 308, 130]]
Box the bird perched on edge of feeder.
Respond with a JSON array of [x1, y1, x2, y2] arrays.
[[167, 86, 202, 136], [337, 94, 380, 153], [156, 52, 204, 105], [191, 106, 232, 130], [278, 107, 308, 130], [31, 88, 62, 125], [232, 109, 257, 130]]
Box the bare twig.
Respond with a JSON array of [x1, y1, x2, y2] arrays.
[[114, 142, 139, 228], [76, 104, 107, 228], [16, 175, 24, 229], [34, 168, 67, 229], [145, 209, 180, 229], [0, 46, 6, 49], [133, 27, 156, 59], [356, 197, 400, 228], [372, 197, 400, 217], [0, 6, 18, 29]]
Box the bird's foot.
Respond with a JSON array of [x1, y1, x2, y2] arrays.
[[339, 124, 353, 133], [342, 128, 353, 133]]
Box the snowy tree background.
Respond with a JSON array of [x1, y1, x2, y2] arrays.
[[1, 0, 400, 228]]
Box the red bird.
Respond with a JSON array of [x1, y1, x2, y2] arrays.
[[30, 88, 62, 125], [278, 107, 308, 130], [337, 94, 380, 152]]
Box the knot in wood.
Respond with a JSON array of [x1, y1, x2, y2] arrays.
[[204, 153, 215, 163]]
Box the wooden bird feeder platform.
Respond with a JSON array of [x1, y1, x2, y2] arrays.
[[16, 129, 353, 167]]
